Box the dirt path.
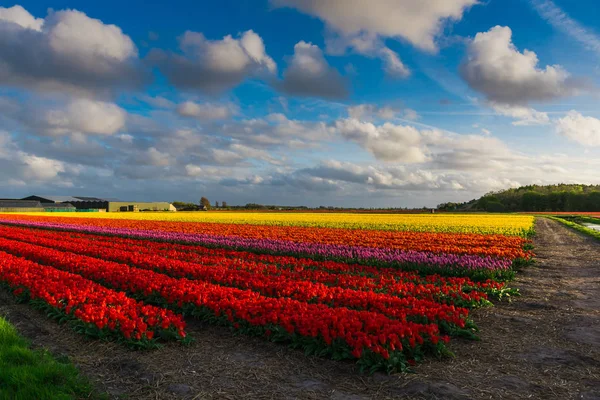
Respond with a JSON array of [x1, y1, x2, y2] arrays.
[[0, 218, 599, 399]]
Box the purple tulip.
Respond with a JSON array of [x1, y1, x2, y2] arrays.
[[0, 219, 512, 273]]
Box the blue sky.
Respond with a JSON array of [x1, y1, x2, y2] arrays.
[[1, 0, 600, 207]]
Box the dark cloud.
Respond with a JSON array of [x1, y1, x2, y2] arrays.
[[151, 30, 276, 94]]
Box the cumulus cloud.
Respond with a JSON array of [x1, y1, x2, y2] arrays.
[[19, 154, 67, 180], [153, 30, 276, 93], [0, 131, 72, 184], [332, 117, 522, 170], [44, 99, 127, 135], [0, 5, 144, 96], [272, 0, 477, 51], [488, 102, 550, 125], [0, 95, 127, 137], [272, 0, 476, 77], [555, 111, 600, 146], [325, 33, 410, 78], [0, 4, 43, 30], [378, 47, 411, 78], [428, 133, 519, 171], [335, 119, 428, 163], [278, 41, 348, 99], [220, 113, 332, 148], [176, 101, 237, 120], [299, 161, 457, 190], [403, 109, 420, 121], [461, 26, 577, 105], [135, 147, 171, 167]]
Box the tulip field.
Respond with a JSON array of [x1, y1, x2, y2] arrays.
[[0, 212, 534, 373]]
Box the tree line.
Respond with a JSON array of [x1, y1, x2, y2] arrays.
[[438, 184, 600, 212]]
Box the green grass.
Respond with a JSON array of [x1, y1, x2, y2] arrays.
[[0, 316, 100, 400], [549, 216, 600, 241]]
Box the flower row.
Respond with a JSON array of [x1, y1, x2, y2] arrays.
[[0, 227, 485, 333], [0, 250, 186, 345], [0, 233, 479, 332], [1, 212, 535, 235], [0, 224, 505, 306], [0, 236, 450, 371], [0, 219, 514, 279], [0, 214, 533, 258]]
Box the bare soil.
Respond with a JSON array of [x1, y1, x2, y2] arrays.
[[0, 217, 599, 399]]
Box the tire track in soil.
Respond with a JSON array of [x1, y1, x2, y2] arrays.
[[0, 217, 599, 399]]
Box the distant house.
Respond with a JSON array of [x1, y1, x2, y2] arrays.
[[21, 195, 176, 212], [0, 199, 44, 212], [42, 202, 76, 212]]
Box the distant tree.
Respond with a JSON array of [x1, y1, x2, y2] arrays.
[[172, 201, 187, 209], [437, 202, 462, 211], [222, 201, 227, 208], [172, 201, 199, 211], [245, 203, 265, 209], [215, 201, 220, 208], [485, 201, 507, 213], [200, 197, 211, 209], [459, 184, 600, 212]]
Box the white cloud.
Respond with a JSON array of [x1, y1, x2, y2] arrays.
[[555, 111, 600, 146], [300, 160, 454, 190], [0, 131, 72, 184], [185, 164, 203, 177], [154, 30, 276, 93], [114, 134, 132, 145], [44, 99, 127, 135], [279, 41, 348, 99], [0, 6, 143, 95], [176, 101, 237, 120], [47, 10, 136, 65], [461, 26, 577, 105], [332, 116, 523, 172], [272, 0, 476, 78], [272, 0, 477, 52], [488, 102, 550, 125], [428, 132, 519, 171], [211, 148, 245, 165], [140, 147, 171, 167], [219, 113, 332, 148], [335, 119, 428, 163], [20, 154, 66, 180], [403, 109, 420, 121], [0, 5, 43, 30], [378, 47, 411, 78], [325, 33, 410, 79]]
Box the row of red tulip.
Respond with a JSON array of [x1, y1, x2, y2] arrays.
[[0, 250, 186, 345], [0, 228, 478, 331], [0, 225, 506, 306], [0, 236, 449, 372]]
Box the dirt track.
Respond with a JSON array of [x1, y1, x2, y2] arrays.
[[0, 218, 599, 399]]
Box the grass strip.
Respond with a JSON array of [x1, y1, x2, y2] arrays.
[[548, 216, 600, 241], [0, 315, 101, 400]]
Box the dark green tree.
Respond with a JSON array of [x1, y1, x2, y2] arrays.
[[200, 197, 211, 209]]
